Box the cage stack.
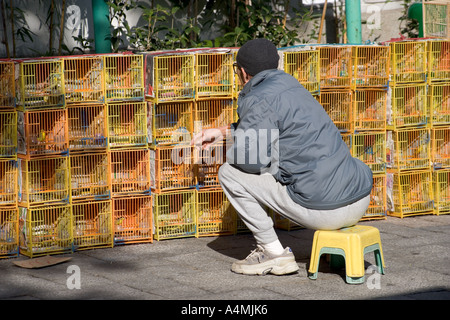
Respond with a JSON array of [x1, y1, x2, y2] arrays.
[[385, 39, 434, 218], [427, 39, 450, 215], [98, 53, 153, 246], [423, 0, 450, 39], [0, 60, 19, 258], [144, 48, 236, 240], [64, 54, 113, 251], [350, 44, 390, 220], [13, 57, 74, 257]]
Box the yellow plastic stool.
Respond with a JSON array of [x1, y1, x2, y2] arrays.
[[308, 225, 385, 284]]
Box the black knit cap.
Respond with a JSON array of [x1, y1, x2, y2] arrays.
[[236, 38, 279, 76]]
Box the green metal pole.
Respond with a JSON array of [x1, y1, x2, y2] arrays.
[[92, 0, 111, 53], [408, 3, 424, 38], [345, 0, 362, 44]]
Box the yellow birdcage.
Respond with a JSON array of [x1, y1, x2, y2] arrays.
[[423, 0, 450, 39], [0, 159, 17, 207], [428, 82, 450, 126], [16, 58, 65, 110], [113, 195, 153, 245], [195, 188, 236, 237], [353, 88, 387, 131], [151, 100, 193, 145], [17, 109, 68, 159], [427, 39, 450, 82], [0, 60, 15, 109], [68, 103, 107, 151], [109, 148, 151, 197], [103, 54, 144, 102], [72, 200, 113, 250], [0, 111, 17, 159], [386, 128, 431, 171], [283, 49, 320, 95], [351, 45, 390, 88], [194, 98, 234, 131], [432, 126, 450, 169], [432, 168, 450, 215], [193, 139, 226, 188], [144, 52, 194, 103], [19, 204, 73, 257], [352, 131, 386, 174], [361, 174, 387, 221], [318, 89, 353, 132], [387, 169, 434, 218], [153, 189, 196, 240], [319, 46, 352, 89], [389, 40, 427, 85], [70, 152, 111, 202], [195, 50, 234, 99], [150, 145, 194, 192], [18, 155, 70, 206], [387, 83, 428, 129], [0, 207, 19, 259], [107, 101, 148, 148], [63, 55, 105, 104]]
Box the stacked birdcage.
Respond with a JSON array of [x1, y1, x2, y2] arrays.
[[144, 48, 236, 239], [427, 39, 450, 215], [98, 53, 152, 246], [0, 60, 18, 258], [63, 54, 111, 251], [423, 0, 450, 39], [12, 57, 73, 257], [350, 44, 390, 220], [385, 39, 434, 218]]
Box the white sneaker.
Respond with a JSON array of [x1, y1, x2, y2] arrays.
[[231, 245, 299, 275]]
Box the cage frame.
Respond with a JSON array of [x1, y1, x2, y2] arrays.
[[18, 155, 71, 206], [0, 206, 19, 259], [144, 52, 195, 103], [0, 60, 16, 109], [70, 151, 111, 202], [19, 204, 73, 258], [351, 45, 390, 89], [389, 40, 427, 85], [432, 126, 450, 169], [107, 101, 148, 149], [109, 148, 151, 197], [351, 131, 387, 174], [423, 0, 450, 39], [386, 128, 431, 171], [153, 189, 196, 241], [0, 159, 18, 207], [428, 82, 450, 126], [112, 194, 153, 245], [63, 54, 105, 104], [387, 169, 434, 218], [317, 89, 353, 133], [353, 88, 388, 131], [15, 58, 66, 111], [283, 49, 321, 95], [150, 144, 195, 192], [432, 168, 450, 215], [17, 108, 69, 159], [360, 173, 387, 221], [151, 100, 193, 146], [72, 199, 114, 250], [318, 45, 353, 89], [0, 111, 17, 159], [195, 188, 236, 237], [195, 50, 234, 99], [427, 39, 450, 83]]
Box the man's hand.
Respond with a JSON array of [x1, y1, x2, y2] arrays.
[[191, 126, 229, 150]]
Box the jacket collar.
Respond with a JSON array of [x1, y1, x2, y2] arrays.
[[239, 69, 279, 98]]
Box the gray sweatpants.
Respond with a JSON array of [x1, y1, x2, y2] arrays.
[[218, 162, 370, 245]]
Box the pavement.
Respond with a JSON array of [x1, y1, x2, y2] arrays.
[[0, 214, 449, 305]]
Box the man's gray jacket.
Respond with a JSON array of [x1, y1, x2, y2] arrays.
[[227, 69, 373, 210]]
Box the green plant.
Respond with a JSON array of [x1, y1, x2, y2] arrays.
[[106, 0, 138, 52], [398, 0, 419, 38]]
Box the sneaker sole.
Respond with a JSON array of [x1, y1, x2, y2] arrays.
[[231, 257, 299, 276]]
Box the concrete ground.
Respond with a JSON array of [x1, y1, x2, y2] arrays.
[[0, 214, 449, 305]]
